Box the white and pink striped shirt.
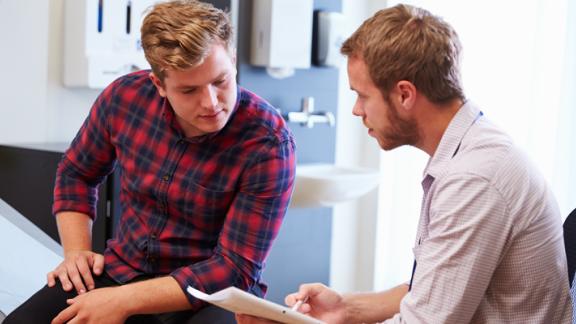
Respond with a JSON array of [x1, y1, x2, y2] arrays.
[[387, 102, 572, 323]]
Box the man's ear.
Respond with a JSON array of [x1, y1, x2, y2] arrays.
[[394, 80, 417, 112], [149, 72, 167, 97], [230, 48, 237, 66], [229, 49, 238, 78]]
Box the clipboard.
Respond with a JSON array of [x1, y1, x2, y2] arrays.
[[187, 286, 325, 324]]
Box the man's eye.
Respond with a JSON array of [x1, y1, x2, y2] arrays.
[[214, 79, 226, 86]]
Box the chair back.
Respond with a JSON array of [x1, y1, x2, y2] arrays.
[[563, 207, 576, 286]]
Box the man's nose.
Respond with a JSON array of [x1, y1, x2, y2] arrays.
[[200, 85, 218, 108], [352, 102, 363, 116]]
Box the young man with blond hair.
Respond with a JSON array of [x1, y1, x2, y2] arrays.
[[238, 4, 571, 324], [5, 1, 295, 323]]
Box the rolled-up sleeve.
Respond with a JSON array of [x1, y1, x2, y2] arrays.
[[53, 85, 117, 220]]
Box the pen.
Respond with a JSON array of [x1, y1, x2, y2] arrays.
[[291, 296, 309, 312]]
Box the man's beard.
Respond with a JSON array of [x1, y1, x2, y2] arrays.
[[378, 97, 420, 151]]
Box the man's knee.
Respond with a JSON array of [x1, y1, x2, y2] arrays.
[[154, 305, 236, 324], [3, 284, 74, 323], [3, 307, 39, 324], [186, 305, 236, 324]]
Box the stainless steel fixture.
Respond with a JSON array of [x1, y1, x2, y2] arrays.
[[284, 97, 335, 128]]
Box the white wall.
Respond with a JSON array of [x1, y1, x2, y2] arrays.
[[0, 0, 50, 143], [46, 0, 100, 142], [0, 0, 98, 145], [331, 0, 384, 293]]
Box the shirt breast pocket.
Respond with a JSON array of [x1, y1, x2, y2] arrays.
[[181, 179, 236, 233]]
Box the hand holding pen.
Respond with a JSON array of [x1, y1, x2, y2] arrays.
[[285, 283, 348, 323], [291, 296, 309, 312], [236, 283, 345, 324]]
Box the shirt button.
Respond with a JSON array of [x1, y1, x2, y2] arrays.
[[162, 174, 170, 181], [151, 234, 157, 240]]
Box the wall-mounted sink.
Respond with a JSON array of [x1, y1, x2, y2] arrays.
[[290, 163, 381, 208]]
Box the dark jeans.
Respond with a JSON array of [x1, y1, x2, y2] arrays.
[[4, 273, 236, 324]]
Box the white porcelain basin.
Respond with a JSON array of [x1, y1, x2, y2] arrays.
[[290, 163, 381, 208]]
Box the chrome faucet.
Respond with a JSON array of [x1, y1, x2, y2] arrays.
[[285, 97, 336, 128]]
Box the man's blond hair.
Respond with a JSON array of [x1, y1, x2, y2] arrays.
[[141, 0, 233, 81], [341, 4, 464, 104]]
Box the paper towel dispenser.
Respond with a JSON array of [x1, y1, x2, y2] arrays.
[[250, 0, 314, 79], [314, 11, 347, 67]]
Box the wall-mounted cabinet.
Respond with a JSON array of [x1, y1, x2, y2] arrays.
[[63, 0, 155, 88]]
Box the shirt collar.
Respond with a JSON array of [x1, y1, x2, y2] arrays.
[[423, 101, 482, 179]]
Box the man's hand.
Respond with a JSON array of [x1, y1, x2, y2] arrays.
[[285, 283, 348, 324], [236, 283, 348, 324], [51, 286, 128, 324], [47, 250, 104, 294]]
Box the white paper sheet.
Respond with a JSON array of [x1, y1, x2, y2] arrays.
[[187, 286, 324, 324]]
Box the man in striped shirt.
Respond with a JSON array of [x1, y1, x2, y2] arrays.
[[238, 4, 571, 324], [5, 1, 295, 323]]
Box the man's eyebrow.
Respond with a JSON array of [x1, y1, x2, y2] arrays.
[[350, 87, 364, 95], [175, 85, 198, 91], [212, 71, 228, 81], [175, 72, 229, 90]]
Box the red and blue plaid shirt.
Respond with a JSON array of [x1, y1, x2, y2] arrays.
[[53, 70, 296, 309]]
